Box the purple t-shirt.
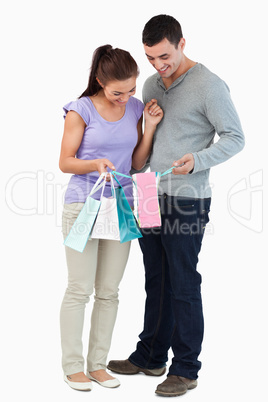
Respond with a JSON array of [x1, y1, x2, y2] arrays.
[[63, 96, 144, 205]]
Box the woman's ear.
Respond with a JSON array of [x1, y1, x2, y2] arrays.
[[96, 77, 104, 88]]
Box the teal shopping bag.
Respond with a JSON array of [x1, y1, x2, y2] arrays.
[[64, 197, 101, 252], [64, 174, 106, 253], [115, 185, 142, 243]]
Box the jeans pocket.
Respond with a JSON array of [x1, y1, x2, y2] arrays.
[[200, 206, 210, 232], [165, 197, 196, 215]]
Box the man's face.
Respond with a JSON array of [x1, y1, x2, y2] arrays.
[[144, 38, 185, 82]]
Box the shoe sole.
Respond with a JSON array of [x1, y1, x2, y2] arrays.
[[155, 390, 187, 397], [155, 383, 197, 397], [64, 380, 92, 391], [107, 365, 166, 377], [87, 373, 120, 388]]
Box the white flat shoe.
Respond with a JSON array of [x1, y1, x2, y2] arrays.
[[64, 375, 92, 391], [87, 372, 120, 388]]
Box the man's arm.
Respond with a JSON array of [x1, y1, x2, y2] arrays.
[[191, 80, 245, 173], [173, 79, 245, 175]]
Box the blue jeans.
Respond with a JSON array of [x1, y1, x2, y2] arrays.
[[129, 195, 211, 380]]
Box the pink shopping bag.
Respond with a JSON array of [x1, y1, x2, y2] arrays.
[[133, 172, 161, 228]]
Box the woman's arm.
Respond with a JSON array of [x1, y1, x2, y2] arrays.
[[132, 99, 163, 170], [59, 111, 115, 175]]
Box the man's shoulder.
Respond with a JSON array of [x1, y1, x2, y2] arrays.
[[195, 64, 226, 87], [143, 72, 159, 88], [142, 73, 161, 102]]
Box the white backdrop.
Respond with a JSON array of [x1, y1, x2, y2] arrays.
[[1, 1, 267, 401]]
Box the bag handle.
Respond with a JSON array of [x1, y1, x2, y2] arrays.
[[99, 173, 109, 200], [111, 172, 122, 187], [89, 173, 106, 197], [112, 167, 176, 180], [160, 167, 175, 177], [112, 171, 132, 179], [90, 172, 118, 201], [110, 174, 116, 198]]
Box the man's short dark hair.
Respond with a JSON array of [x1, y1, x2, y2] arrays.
[[142, 14, 183, 48]]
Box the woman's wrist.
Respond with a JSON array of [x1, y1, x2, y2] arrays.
[[144, 122, 157, 136]]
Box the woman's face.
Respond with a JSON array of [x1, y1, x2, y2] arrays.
[[102, 76, 137, 107]]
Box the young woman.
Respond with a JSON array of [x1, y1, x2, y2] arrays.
[[59, 44, 163, 391]]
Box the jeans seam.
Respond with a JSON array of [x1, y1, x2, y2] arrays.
[[146, 245, 166, 369]]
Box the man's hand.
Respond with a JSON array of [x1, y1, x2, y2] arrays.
[[172, 153, 195, 175]]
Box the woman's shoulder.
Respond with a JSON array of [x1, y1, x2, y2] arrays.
[[128, 96, 144, 119], [128, 96, 144, 107], [63, 97, 92, 125]]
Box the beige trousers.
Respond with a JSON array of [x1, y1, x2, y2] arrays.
[[60, 203, 131, 375]]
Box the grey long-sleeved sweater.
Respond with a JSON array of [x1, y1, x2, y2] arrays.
[[142, 63, 245, 198]]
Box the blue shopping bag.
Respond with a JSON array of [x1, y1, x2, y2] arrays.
[[115, 182, 142, 243]]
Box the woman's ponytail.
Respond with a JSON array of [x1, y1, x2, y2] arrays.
[[79, 45, 112, 98], [79, 44, 139, 98]]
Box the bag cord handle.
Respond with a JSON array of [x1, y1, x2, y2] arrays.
[[111, 166, 175, 181]]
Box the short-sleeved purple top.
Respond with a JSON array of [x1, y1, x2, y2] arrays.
[[63, 96, 144, 205]]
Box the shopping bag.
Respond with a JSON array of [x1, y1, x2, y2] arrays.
[[115, 183, 142, 243], [90, 175, 120, 241], [63, 174, 106, 252], [132, 171, 161, 228]]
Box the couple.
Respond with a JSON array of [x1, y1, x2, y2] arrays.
[[59, 14, 245, 397]]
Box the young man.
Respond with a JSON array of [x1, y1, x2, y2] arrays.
[[108, 15, 245, 397]]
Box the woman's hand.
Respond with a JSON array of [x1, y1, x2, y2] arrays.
[[131, 99, 163, 171], [94, 159, 115, 181], [144, 99, 164, 127]]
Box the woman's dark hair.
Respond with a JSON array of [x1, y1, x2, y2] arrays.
[[79, 45, 139, 98], [142, 14, 183, 48]]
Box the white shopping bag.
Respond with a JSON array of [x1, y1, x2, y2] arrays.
[[90, 175, 120, 241]]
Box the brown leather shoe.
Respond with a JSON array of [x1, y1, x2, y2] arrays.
[[155, 375, 198, 397], [107, 359, 166, 376]]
